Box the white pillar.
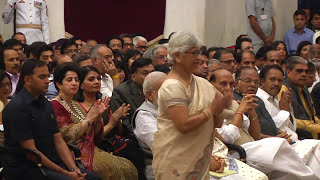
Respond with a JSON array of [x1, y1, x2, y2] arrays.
[[46, 0, 65, 43]]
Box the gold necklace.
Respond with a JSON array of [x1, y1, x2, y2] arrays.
[[59, 95, 86, 121]]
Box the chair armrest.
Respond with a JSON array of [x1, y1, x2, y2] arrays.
[[67, 144, 85, 170], [0, 144, 46, 176], [225, 143, 246, 163]]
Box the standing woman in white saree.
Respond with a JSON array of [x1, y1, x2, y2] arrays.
[[152, 31, 232, 180]]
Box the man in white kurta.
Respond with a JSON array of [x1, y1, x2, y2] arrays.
[[2, 0, 50, 44], [211, 67, 318, 179]]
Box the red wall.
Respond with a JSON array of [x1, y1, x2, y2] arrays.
[[64, 0, 166, 43]]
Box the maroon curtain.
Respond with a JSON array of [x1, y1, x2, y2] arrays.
[[64, 0, 166, 43]]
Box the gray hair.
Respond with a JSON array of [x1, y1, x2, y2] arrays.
[[133, 36, 147, 46], [143, 71, 167, 96], [142, 48, 153, 59], [151, 45, 167, 59], [208, 59, 221, 66], [307, 44, 320, 61], [90, 44, 107, 59], [168, 31, 201, 64], [286, 56, 308, 70]]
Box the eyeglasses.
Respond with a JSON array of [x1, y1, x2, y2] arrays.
[[156, 55, 168, 60], [65, 49, 80, 54], [221, 59, 235, 65], [136, 45, 147, 49], [185, 50, 201, 58], [308, 74, 316, 78], [124, 43, 134, 47], [238, 78, 260, 85], [0, 81, 12, 88]]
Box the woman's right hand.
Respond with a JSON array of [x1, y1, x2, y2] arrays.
[[109, 104, 130, 126]]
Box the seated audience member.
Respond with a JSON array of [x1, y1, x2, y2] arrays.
[[3, 60, 101, 180], [106, 36, 123, 52], [3, 39, 25, 60], [211, 67, 319, 179], [0, 47, 20, 98], [36, 44, 54, 65], [235, 37, 253, 52], [207, 59, 222, 80], [132, 71, 167, 180], [0, 70, 11, 145], [213, 48, 236, 73], [284, 10, 314, 54], [70, 36, 83, 50], [306, 62, 317, 90], [123, 49, 142, 80], [28, 41, 47, 60], [207, 47, 224, 59], [86, 39, 98, 48], [51, 63, 137, 180], [53, 38, 67, 57], [310, 9, 320, 32], [61, 39, 79, 58], [119, 34, 134, 54], [12, 32, 27, 45], [256, 65, 298, 141], [113, 49, 123, 62], [79, 44, 91, 56], [90, 45, 120, 99], [110, 58, 154, 134], [296, 41, 312, 60], [306, 44, 320, 90], [113, 59, 127, 83], [271, 41, 287, 64], [142, 48, 153, 59], [194, 51, 209, 78], [150, 45, 168, 66], [255, 45, 268, 71], [154, 64, 170, 74], [265, 48, 282, 66], [45, 54, 73, 100], [110, 58, 154, 179], [74, 54, 93, 68], [133, 36, 148, 54], [235, 50, 255, 68], [280, 56, 320, 139], [157, 38, 169, 45]]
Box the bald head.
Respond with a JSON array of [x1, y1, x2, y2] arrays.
[[210, 69, 234, 94]]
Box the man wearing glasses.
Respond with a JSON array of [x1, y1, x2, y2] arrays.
[[106, 36, 123, 52], [151, 44, 168, 66], [213, 48, 236, 74], [3, 39, 25, 60], [133, 36, 148, 54], [60, 40, 79, 59], [120, 34, 134, 55]]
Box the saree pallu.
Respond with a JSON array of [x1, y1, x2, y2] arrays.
[[152, 75, 217, 180]]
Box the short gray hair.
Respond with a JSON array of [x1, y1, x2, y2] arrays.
[[168, 31, 201, 64], [133, 36, 147, 46], [208, 59, 221, 66], [286, 56, 308, 70], [151, 45, 167, 59], [142, 48, 153, 59], [90, 44, 107, 59], [143, 71, 167, 96]]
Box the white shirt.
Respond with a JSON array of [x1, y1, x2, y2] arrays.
[[308, 71, 320, 93], [2, 0, 50, 44], [6, 71, 20, 97], [216, 115, 250, 144], [133, 101, 158, 150], [100, 74, 113, 99], [256, 88, 298, 141]]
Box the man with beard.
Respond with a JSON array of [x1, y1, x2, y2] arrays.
[[0, 48, 20, 98], [132, 71, 166, 180], [279, 56, 320, 139]]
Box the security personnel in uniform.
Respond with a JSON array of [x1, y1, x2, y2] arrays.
[[2, 0, 50, 45]]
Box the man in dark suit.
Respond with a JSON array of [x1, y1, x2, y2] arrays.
[[281, 56, 320, 139]]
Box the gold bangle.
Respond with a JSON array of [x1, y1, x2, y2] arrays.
[[249, 116, 258, 121], [203, 109, 212, 120], [112, 74, 120, 79]]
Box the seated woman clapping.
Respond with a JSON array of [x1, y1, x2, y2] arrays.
[[51, 63, 138, 180]]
